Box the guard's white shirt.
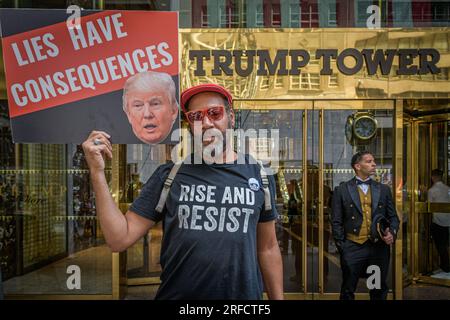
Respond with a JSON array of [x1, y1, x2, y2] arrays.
[[428, 181, 450, 227], [355, 176, 371, 195]]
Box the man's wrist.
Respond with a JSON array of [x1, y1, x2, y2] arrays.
[[90, 169, 106, 182]]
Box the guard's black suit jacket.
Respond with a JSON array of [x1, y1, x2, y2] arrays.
[[330, 177, 400, 249]]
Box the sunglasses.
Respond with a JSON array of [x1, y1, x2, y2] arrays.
[[184, 105, 225, 124]]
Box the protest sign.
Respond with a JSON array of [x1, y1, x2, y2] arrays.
[[0, 9, 179, 144]]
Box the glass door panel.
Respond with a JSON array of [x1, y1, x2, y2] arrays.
[[237, 108, 305, 294], [319, 102, 395, 298]]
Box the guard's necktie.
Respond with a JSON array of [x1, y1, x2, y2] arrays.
[[356, 179, 372, 186]]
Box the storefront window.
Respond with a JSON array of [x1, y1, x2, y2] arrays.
[[123, 144, 167, 284], [0, 101, 114, 295], [237, 108, 304, 294]]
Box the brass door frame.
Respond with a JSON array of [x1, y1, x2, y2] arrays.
[[318, 109, 324, 294], [394, 100, 404, 299], [403, 118, 414, 286], [238, 100, 311, 296], [238, 99, 401, 299], [112, 145, 127, 299], [302, 109, 308, 293], [409, 116, 450, 288], [316, 100, 402, 299]]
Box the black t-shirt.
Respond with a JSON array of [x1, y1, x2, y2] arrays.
[[129, 155, 278, 300]]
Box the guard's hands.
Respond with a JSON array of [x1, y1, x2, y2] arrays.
[[81, 131, 113, 173], [382, 228, 394, 245]]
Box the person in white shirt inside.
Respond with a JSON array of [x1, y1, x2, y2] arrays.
[[428, 169, 450, 279]]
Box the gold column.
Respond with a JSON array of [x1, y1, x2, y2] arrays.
[[111, 145, 127, 300], [446, 124, 448, 185], [318, 108, 324, 294], [430, 123, 439, 174], [411, 120, 419, 281], [404, 117, 414, 285], [430, 124, 434, 175], [428, 123, 434, 269], [111, 145, 120, 299], [394, 100, 403, 300], [302, 110, 308, 294]]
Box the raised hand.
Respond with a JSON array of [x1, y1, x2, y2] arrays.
[[81, 130, 113, 173]]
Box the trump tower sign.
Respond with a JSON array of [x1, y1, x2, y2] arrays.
[[0, 9, 180, 144]]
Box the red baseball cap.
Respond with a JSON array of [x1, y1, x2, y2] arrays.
[[180, 83, 233, 113]]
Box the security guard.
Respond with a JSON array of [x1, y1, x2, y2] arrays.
[[331, 151, 400, 300]]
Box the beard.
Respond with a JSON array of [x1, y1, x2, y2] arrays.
[[192, 116, 234, 163]]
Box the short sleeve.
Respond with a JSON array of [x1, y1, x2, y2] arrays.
[[129, 163, 173, 222], [428, 188, 435, 202], [258, 173, 279, 223]]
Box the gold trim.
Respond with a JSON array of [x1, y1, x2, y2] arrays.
[[394, 99, 403, 300], [428, 203, 450, 213], [446, 124, 448, 183], [112, 252, 120, 300], [431, 123, 438, 179], [235, 100, 313, 110], [111, 145, 123, 300], [0, 169, 111, 175], [318, 109, 324, 294], [314, 100, 395, 110], [428, 123, 435, 267], [412, 120, 419, 279], [405, 120, 414, 281], [281, 168, 391, 174], [415, 114, 450, 123], [417, 276, 450, 288], [127, 277, 161, 286], [408, 113, 450, 290], [235, 100, 395, 111], [302, 110, 308, 294], [237, 99, 394, 110]]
